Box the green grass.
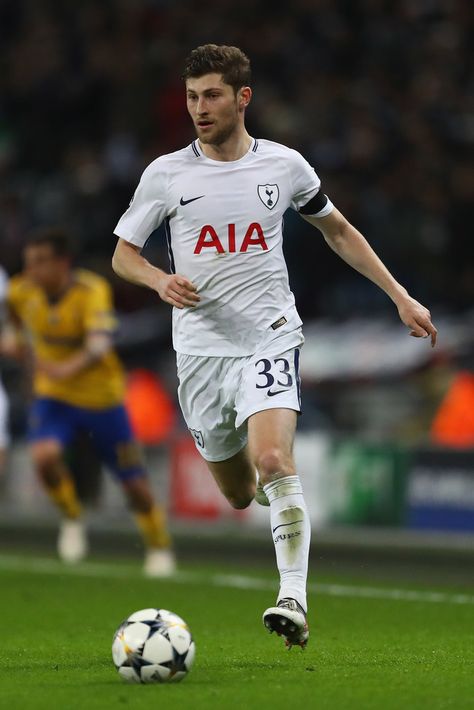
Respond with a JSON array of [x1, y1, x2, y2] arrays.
[[0, 554, 473, 710]]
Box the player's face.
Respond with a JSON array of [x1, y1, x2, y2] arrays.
[[23, 244, 70, 292], [186, 73, 244, 145]]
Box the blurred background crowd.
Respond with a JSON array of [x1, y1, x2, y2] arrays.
[[0, 0, 473, 533], [1, 0, 472, 314]]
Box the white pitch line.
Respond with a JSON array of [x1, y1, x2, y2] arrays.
[[0, 554, 135, 578], [202, 572, 474, 606], [0, 554, 472, 606]]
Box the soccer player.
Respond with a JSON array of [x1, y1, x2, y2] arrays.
[[6, 228, 175, 577], [112, 44, 437, 647]]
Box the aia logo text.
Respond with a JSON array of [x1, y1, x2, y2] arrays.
[[194, 223, 268, 255]]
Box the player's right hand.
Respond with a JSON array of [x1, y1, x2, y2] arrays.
[[156, 273, 200, 309], [396, 295, 437, 347]]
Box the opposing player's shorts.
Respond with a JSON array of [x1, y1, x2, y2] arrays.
[[28, 398, 144, 481], [0, 378, 9, 448], [177, 346, 301, 462]]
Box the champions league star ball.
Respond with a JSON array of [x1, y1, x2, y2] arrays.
[[112, 608, 195, 683]]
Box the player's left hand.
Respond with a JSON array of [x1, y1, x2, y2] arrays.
[[396, 295, 437, 347]]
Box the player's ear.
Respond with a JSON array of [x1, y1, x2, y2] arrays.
[[238, 86, 252, 110]]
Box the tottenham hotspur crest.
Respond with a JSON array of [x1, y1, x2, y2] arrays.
[[258, 184, 279, 210]]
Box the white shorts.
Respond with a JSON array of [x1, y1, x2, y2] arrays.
[[177, 346, 302, 462]]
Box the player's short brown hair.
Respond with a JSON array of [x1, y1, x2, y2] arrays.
[[25, 227, 73, 258], [182, 44, 251, 93]]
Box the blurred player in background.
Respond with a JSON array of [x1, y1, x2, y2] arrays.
[[0, 265, 10, 472], [112, 44, 437, 647], [5, 228, 175, 577]]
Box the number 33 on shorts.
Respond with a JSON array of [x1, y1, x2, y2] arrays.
[[250, 348, 301, 410]]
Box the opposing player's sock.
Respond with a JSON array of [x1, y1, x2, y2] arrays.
[[45, 475, 82, 519], [263, 475, 311, 613], [135, 505, 172, 549]]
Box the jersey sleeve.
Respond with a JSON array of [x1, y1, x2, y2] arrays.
[[114, 161, 168, 247], [83, 281, 118, 335], [289, 150, 334, 218]]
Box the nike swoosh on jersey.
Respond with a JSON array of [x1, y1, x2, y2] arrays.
[[180, 195, 205, 206], [267, 388, 290, 397]]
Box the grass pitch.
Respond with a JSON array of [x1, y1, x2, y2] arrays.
[[0, 553, 472, 710]]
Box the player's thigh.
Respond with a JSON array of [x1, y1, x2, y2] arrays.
[[177, 353, 248, 463], [236, 346, 300, 478], [28, 398, 75, 467], [247, 408, 298, 479], [85, 404, 145, 482], [207, 445, 256, 509], [30, 437, 63, 464], [235, 346, 301, 429]]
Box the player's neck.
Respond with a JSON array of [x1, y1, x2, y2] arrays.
[[43, 272, 73, 301], [198, 129, 252, 162]]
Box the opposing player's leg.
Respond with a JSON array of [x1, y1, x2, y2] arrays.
[[88, 404, 175, 577], [122, 474, 176, 577], [31, 437, 82, 519], [28, 399, 87, 563], [249, 409, 310, 649], [30, 438, 87, 563]]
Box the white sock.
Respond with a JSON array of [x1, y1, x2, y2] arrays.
[[263, 475, 311, 613]]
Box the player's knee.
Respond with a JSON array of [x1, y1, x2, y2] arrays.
[[31, 442, 63, 479], [256, 448, 293, 483]]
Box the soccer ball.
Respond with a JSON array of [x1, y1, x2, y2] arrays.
[[112, 608, 195, 683]]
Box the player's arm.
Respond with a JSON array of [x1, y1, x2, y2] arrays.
[[35, 332, 113, 381], [112, 238, 200, 309], [302, 207, 437, 347]]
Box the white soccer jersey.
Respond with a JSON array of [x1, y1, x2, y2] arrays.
[[114, 138, 333, 356]]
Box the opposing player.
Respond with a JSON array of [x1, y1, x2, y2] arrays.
[[6, 228, 175, 577], [112, 45, 437, 647]]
